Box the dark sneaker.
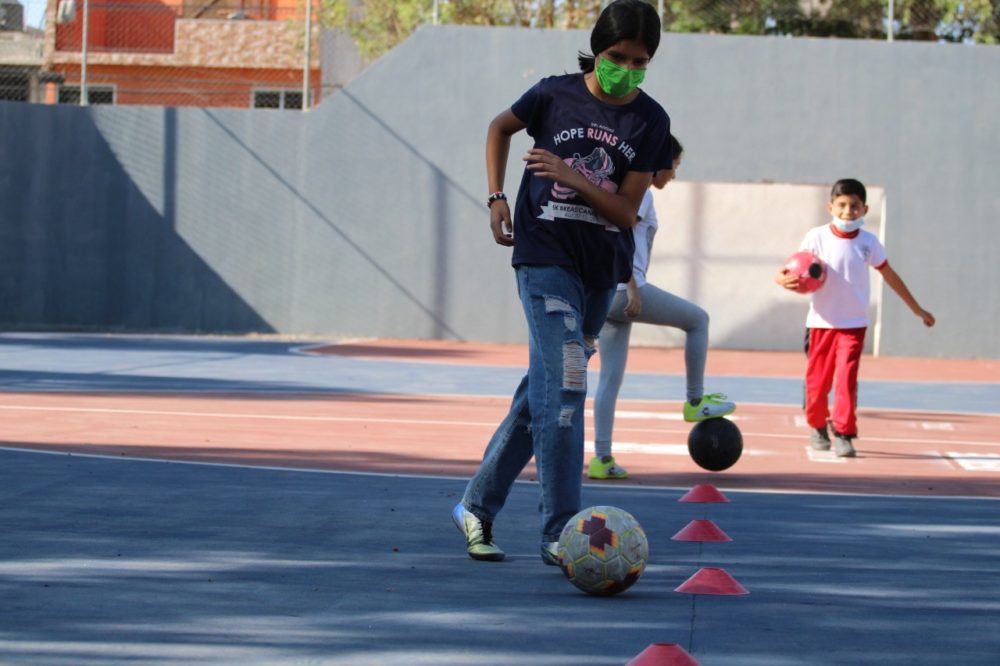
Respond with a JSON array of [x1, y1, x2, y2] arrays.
[[833, 434, 857, 458], [810, 427, 832, 451], [452, 504, 505, 561], [541, 541, 561, 566]]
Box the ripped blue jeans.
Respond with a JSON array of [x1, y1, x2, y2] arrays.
[[462, 265, 614, 542]]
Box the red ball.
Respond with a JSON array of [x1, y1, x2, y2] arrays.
[[784, 251, 827, 294]]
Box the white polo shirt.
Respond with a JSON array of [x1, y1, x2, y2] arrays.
[[800, 224, 887, 329], [618, 189, 658, 290]]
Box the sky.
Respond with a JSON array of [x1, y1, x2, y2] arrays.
[[20, 0, 47, 30]]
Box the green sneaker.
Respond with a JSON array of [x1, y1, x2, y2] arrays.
[[452, 504, 505, 561], [683, 393, 737, 423], [587, 456, 629, 479]]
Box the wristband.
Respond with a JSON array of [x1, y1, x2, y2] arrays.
[[486, 191, 507, 208]]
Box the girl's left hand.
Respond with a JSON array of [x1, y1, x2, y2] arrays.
[[524, 148, 576, 187], [624, 294, 641, 318]]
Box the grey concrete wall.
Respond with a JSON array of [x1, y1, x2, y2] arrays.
[[1, 26, 997, 358]]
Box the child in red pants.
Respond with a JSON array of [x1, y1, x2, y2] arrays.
[[776, 179, 935, 457]]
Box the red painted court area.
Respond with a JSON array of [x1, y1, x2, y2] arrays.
[[1, 340, 997, 498]]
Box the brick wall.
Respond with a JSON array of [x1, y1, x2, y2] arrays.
[[50, 18, 317, 69]]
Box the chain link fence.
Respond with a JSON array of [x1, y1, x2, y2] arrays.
[[2, 0, 997, 108], [2, 0, 321, 106]]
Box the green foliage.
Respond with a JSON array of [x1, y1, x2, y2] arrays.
[[319, 0, 431, 60], [319, 0, 999, 62], [906, 0, 999, 43]]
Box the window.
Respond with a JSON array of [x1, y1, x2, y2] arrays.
[[253, 89, 304, 110], [0, 69, 29, 102], [58, 86, 115, 105]]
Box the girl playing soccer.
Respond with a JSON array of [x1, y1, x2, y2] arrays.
[[453, 0, 672, 564]]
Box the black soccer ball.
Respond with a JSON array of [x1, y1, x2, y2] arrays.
[[687, 418, 743, 472]]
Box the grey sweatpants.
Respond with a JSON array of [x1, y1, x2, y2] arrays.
[[592, 283, 709, 458]]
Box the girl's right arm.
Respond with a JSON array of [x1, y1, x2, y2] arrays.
[[486, 109, 527, 247], [524, 150, 649, 230]]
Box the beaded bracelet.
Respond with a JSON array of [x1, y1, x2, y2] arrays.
[[486, 191, 507, 208]]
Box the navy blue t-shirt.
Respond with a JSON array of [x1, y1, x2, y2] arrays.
[[509, 73, 671, 289]]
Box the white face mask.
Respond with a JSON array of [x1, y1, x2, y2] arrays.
[[831, 216, 864, 233]]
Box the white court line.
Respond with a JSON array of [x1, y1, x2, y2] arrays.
[[921, 422, 955, 431], [0, 404, 493, 428], [804, 447, 849, 464], [586, 441, 687, 456], [584, 409, 742, 422], [945, 452, 1000, 472], [0, 403, 995, 448], [585, 441, 771, 457], [4, 383, 998, 418], [2, 445, 998, 501], [589, 409, 684, 421]]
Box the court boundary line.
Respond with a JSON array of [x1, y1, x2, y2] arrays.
[[1, 401, 996, 450], [3, 445, 997, 502], [0, 389, 996, 418], [1, 401, 996, 448], [289, 342, 1000, 386]]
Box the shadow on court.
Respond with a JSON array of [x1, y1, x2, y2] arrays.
[[1, 333, 999, 664], [2, 447, 999, 665]]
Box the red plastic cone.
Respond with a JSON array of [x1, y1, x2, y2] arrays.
[[675, 567, 749, 595], [678, 483, 730, 503], [671, 519, 732, 542], [626, 642, 700, 665]]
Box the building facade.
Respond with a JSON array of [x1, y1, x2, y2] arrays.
[[41, 0, 319, 107]]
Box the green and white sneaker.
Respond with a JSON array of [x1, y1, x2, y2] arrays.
[[587, 456, 629, 479], [541, 541, 561, 567], [452, 503, 505, 561], [683, 393, 737, 423]]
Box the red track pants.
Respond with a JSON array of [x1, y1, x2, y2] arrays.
[[804, 327, 866, 437]]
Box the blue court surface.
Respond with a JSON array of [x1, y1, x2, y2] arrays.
[[1, 333, 998, 665], [0, 333, 998, 414]]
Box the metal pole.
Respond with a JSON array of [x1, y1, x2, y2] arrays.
[[81, 0, 89, 105], [302, 0, 312, 110], [658, 0, 664, 25], [432, 0, 439, 25], [887, 0, 895, 42]]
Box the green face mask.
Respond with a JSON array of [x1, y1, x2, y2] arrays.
[[595, 57, 645, 97]]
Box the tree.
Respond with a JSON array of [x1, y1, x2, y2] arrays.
[[320, 0, 432, 60], [900, 0, 999, 43], [319, 0, 999, 62]]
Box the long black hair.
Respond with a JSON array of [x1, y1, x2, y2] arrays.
[[578, 0, 662, 73]]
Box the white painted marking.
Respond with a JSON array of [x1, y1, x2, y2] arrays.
[[805, 447, 848, 464], [4, 445, 998, 501], [921, 422, 955, 431], [586, 441, 688, 456], [585, 409, 743, 422], [609, 410, 684, 421], [946, 452, 1000, 472], [0, 404, 493, 428], [0, 404, 992, 449], [585, 441, 768, 458]]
